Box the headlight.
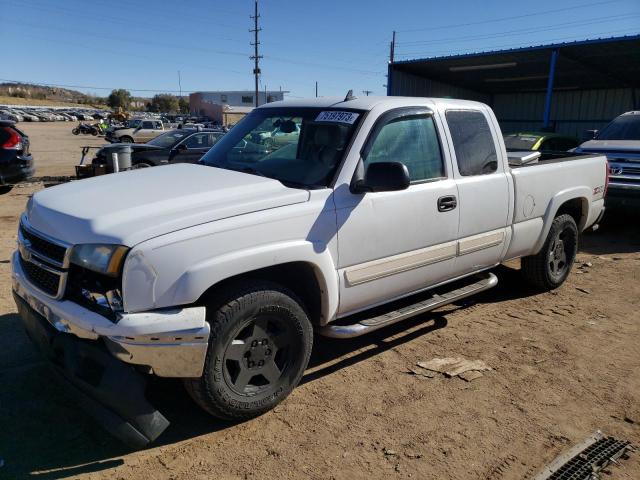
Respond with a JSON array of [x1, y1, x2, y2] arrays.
[[70, 244, 129, 277]]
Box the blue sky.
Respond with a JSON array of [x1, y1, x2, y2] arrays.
[[1, 0, 638, 99]]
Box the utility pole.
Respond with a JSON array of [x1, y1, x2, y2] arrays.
[[390, 30, 396, 63], [250, 0, 263, 108], [315, 81, 318, 97], [362, 90, 373, 96], [178, 70, 182, 98]]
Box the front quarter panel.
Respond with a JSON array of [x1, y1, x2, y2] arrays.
[[122, 189, 340, 324]]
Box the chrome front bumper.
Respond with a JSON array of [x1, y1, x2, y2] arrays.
[[12, 251, 209, 377]]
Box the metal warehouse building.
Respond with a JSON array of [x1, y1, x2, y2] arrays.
[[387, 35, 640, 137]]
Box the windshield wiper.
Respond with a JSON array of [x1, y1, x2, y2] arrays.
[[233, 166, 267, 177], [278, 179, 313, 190]]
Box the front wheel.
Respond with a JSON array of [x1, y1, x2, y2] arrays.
[[521, 214, 578, 290], [119, 136, 133, 143], [72, 128, 79, 135], [184, 281, 313, 420]]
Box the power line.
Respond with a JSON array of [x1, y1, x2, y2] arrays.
[[393, 28, 640, 59], [396, 0, 623, 32], [395, 13, 640, 47], [0, 78, 193, 94]]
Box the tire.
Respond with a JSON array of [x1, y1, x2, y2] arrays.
[[0, 185, 13, 195], [72, 128, 79, 135], [521, 214, 578, 290], [184, 281, 313, 421], [132, 162, 153, 169], [91, 128, 98, 136], [120, 136, 133, 143]]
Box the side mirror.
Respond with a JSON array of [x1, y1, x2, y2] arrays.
[[584, 129, 598, 140], [352, 162, 410, 193]]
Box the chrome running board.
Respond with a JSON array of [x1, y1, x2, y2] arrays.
[[319, 272, 498, 339]]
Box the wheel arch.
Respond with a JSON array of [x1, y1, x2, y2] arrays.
[[532, 188, 590, 254], [196, 261, 328, 325]]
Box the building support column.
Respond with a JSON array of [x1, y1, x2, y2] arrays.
[[543, 48, 559, 130]]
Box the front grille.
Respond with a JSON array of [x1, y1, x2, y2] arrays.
[[20, 256, 62, 296], [20, 225, 67, 264]]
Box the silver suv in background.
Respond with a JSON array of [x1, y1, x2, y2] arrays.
[[575, 111, 640, 207]]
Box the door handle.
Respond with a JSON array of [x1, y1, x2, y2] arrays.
[[437, 195, 457, 212]]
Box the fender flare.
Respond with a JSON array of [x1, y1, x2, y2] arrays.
[[531, 186, 590, 254], [170, 240, 339, 325]]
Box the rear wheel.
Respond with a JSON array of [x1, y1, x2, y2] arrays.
[[0, 185, 13, 195], [521, 214, 578, 290], [72, 128, 79, 135], [184, 281, 313, 420]]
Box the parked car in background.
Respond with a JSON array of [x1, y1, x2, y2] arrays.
[[503, 132, 580, 153], [13, 109, 39, 122], [0, 109, 23, 122], [107, 119, 166, 143], [574, 111, 640, 207], [0, 120, 33, 192], [258, 119, 301, 149], [92, 128, 225, 170]]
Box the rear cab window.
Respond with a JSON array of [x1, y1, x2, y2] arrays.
[[446, 110, 498, 176]]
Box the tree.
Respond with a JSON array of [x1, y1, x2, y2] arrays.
[[107, 89, 132, 110], [148, 94, 179, 113], [178, 97, 190, 114]]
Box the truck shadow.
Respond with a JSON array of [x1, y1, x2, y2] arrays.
[[580, 205, 640, 256]]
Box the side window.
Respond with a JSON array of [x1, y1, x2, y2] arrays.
[[208, 133, 222, 146], [446, 110, 498, 176], [364, 114, 444, 182], [141, 121, 153, 129], [184, 133, 209, 148]]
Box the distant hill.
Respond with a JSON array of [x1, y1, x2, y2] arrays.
[[0, 82, 104, 105]]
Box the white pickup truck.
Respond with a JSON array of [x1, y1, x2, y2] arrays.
[[12, 96, 608, 447]]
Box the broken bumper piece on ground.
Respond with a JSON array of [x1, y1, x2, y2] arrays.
[[13, 291, 169, 449]]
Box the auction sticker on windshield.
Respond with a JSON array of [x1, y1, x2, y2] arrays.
[[315, 111, 359, 124]]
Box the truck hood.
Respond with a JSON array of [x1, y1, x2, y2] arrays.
[[27, 164, 310, 246], [577, 140, 640, 159]]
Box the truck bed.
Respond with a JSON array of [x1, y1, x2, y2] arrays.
[[508, 151, 603, 168], [503, 152, 607, 261]]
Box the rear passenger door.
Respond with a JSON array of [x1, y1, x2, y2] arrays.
[[443, 109, 510, 275]]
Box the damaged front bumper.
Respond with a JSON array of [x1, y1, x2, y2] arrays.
[[11, 251, 210, 447]]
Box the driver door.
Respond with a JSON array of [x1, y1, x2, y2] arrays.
[[170, 132, 215, 164], [333, 108, 460, 316]]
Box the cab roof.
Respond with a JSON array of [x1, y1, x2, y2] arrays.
[[258, 95, 489, 112]]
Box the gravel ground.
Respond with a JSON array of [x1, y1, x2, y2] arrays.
[[0, 124, 638, 479]]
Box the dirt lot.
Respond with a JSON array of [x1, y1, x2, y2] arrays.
[[18, 121, 105, 178], [0, 124, 638, 479]]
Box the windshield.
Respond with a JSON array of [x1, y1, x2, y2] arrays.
[[596, 114, 640, 141], [147, 130, 190, 148], [200, 107, 363, 188], [503, 134, 539, 150]]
